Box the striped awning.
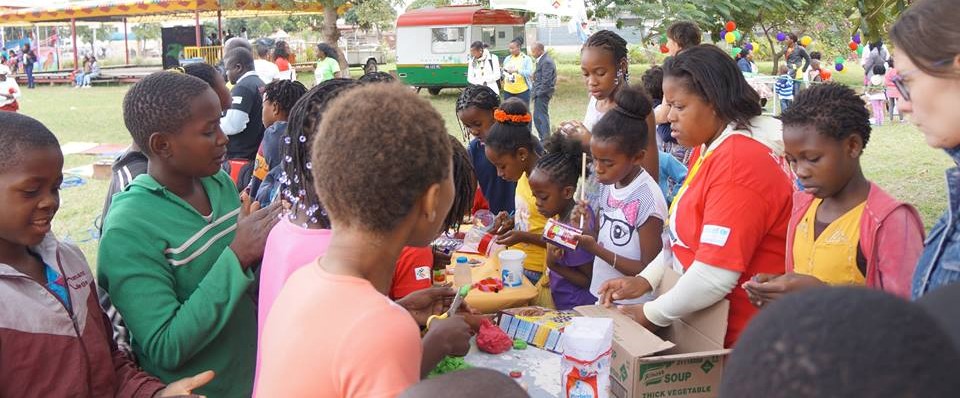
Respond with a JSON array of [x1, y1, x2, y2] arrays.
[[0, 0, 331, 24]]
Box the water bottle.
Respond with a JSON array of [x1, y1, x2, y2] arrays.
[[454, 256, 472, 287]]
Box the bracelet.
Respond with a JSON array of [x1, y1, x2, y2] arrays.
[[613, 252, 618, 268]]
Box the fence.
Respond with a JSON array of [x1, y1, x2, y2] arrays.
[[184, 46, 222, 65]]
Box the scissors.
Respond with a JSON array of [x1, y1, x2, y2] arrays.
[[426, 285, 470, 330]]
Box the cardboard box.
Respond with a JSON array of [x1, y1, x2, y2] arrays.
[[92, 159, 114, 180], [496, 306, 577, 353], [575, 269, 731, 398]]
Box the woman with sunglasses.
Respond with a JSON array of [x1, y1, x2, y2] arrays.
[[890, 0, 960, 299]]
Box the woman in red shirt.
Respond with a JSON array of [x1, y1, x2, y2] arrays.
[[598, 45, 794, 347], [273, 40, 296, 81]]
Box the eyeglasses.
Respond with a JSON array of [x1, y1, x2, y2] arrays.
[[891, 58, 955, 102]]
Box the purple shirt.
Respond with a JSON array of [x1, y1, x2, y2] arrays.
[[548, 211, 598, 310]]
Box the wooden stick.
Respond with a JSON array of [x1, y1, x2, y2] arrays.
[[579, 152, 587, 229]]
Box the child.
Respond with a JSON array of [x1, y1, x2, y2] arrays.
[[257, 84, 472, 396], [574, 86, 668, 304], [457, 84, 517, 214], [580, 30, 659, 183], [658, 151, 687, 205], [248, 79, 307, 204], [528, 133, 598, 309], [485, 98, 549, 285], [721, 288, 960, 398], [884, 59, 904, 123], [776, 64, 795, 112], [0, 64, 21, 112], [744, 83, 924, 304], [0, 112, 213, 397], [866, 64, 888, 125], [97, 71, 280, 397], [255, 80, 476, 390], [642, 65, 692, 165]]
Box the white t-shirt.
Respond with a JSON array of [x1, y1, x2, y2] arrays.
[[590, 170, 670, 304], [255, 59, 280, 83], [584, 96, 604, 131]]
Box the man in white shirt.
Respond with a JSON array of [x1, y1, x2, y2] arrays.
[[221, 48, 265, 161], [253, 38, 279, 83]]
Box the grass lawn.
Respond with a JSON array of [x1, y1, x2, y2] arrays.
[[20, 63, 951, 269]]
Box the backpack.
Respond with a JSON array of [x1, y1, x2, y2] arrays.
[[489, 58, 504, 92], [867, 46, 889, 72]]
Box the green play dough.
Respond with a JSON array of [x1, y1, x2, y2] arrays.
[[428, 356, 472, 378], [513, 339, 528, 350]]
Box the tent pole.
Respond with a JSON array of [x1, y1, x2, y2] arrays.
[[217, 8, 223, 48], [194, 10, 201, 46], [124, 18, 129, 65], [71, 18, 78, 70]]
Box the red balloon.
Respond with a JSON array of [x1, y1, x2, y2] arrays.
[[820, 70, 832, 80], [725, 21, 736, 32], [849, 41, 858, 51], [660, 44, 670, 54]]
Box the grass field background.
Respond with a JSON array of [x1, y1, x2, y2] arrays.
[[20, 62, 952, 268]]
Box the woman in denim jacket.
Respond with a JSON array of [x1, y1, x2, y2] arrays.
[[889, 0, 960, 298]]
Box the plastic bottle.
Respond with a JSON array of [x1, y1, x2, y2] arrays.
[[454, 256, 472, 287], [499, 250, 526, 288]]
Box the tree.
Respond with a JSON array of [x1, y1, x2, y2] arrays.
[[130, 23, 161, 57]]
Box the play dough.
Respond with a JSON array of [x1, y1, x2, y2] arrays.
[[513, 339, 528, 350], [427, 356, 472, 378], [477, 319, 513, 354]]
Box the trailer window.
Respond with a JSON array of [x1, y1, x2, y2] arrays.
[[481, 27, 496, 48], [432, 27, 466, 53]]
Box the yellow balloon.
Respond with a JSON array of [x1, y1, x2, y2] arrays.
[[725, 32, 736, 44], [800, 36, 813, 46], [751, 42, 759, 52]]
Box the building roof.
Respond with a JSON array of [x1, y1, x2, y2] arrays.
[[397, 5, 524, 28]]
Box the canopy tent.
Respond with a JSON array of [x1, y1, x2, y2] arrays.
[[0, 0, 334, 69]]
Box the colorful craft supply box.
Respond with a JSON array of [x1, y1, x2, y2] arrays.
[[495, 306, 577, 354], [575, 269, 731, 398]]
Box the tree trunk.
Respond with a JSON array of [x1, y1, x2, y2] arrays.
[[758, 17, 781, 75], [322, 2, 350, 78]]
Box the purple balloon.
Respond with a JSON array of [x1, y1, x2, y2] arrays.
[[743, 42, 753, 51], [720, 29, 727, 40], [853, 32, 861, 44], [776, 32, 786, 42], [835, 63, 844, 72]]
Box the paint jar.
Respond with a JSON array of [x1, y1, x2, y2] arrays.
[[499, 250, 526, 288], [454, 257, 472, 287]]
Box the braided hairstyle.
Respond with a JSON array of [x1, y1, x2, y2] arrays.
[[484, 98, 535, 155], [264, 79, 308, 116], [582, 30, 629, 81], [279, 78, 360, 228], [592, 85, 654, 156], [445, 135, 477, 233], [779, 83, 871, 149], [122, 71, 211, 155], [182, 62, 219, 86], [534, 133, 585, 190], [455, 84, 500, 141]]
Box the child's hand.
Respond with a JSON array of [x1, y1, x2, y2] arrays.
[[491, 211, 514, 235], [743, 273, 825, 308], [496, 230, 532, 247], [598, 276, 652, 307], [573, 234, 598, 253], [396, 286, 457, 326], [159, 370, 215, 397], [570, 201, 593, 232], [230, 197, 282, 269], [423, 315, 473, 357]]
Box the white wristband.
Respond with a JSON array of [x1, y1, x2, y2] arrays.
[[643, 260, 741, 327]]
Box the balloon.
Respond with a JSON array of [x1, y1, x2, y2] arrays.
[[800, 36, 813, 46], [820, 70, 832, 80], [835, 63, 844, 72], [743, 42, 753, 52], [776, 32, 786, 42], [752, 42, 759, 51], [726, 21, 736, 32], [660, 44, 670, 54], [853, 32, 861, 44], [725, 32, 736, 44], [834, 56, 845, 65], [856, 45, 864, 57], [849, 41, 858, 51], [659, 34, 668, 45], [733, 30, 742, 41], [731, 47, 742, 57]]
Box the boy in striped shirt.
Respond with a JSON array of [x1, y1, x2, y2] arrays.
[[776, 64, 796, 112]]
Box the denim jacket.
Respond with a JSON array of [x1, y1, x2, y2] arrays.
[[913, 147, 960, 298]]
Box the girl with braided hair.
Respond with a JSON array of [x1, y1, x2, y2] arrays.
[[457, 84, 517, 214], [249, 79, 308, 204], [529, 133, 598, 309]]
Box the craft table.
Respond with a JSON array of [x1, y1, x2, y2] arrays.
[[464, 339, 562, 397], [445, 251, 538, 314]]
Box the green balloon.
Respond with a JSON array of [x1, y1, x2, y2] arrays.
[[731, 47, 743, 57], [734, 30, 742, 41], [856, 46, 864, 57], [659, 33, 668, 45], [835, 56, 845, 65]]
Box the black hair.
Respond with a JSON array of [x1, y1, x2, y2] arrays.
[[455, 85, 501, 141], [316, 43, 338, 61], [719, 287, 960, 398], [592, 85, 653, 156], [279, 78, 361, 228], [510, 37, 524, 46], [787, 33, 799, 43], [224, 47, 254, 70], [122, 71, 212, 156], [485, 98, 535, 155], [582, 30, 628, 66], [358, 71, 396, 84], [916, 283, 960, 355], [254, 38, 274, 58], [666, 21, 702, 50], [264, 79, 308, 116], [663, 45, 762, 130], [313, 84, 452, 233], [780, 83, 871, 149], [0, 112, 59, 170], [182, 62, 220, 87], [809, 51, 822, 60], [534, 133, 586, 189], [274, 40, 290, 59], [446, 135, 477, 233], [641, 65, 664, 101], [470, 41, 487, 51], [888, 58, 895, 68], [872, 64, 887, 76]]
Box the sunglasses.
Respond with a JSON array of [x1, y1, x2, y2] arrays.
[[891, 58, 955, 102]]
